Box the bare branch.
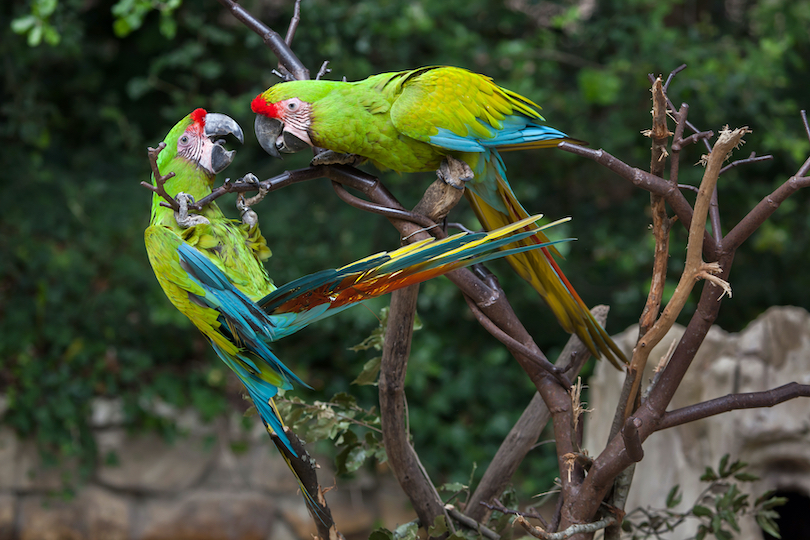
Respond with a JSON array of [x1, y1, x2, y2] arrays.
[[216, 0, 309, 80], [724, 168, 810, 250], [663, 64, 686, 93], [316, 61, 332, 80], [141, 143, 178, 211], [284, 0, 302, 46], [657, 382, 810, 430], [515, 514, 616, 540], [445, 505, 500, 540], [718, 151, 774, 175]]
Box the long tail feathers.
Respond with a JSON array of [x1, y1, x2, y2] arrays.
[[467, 176, 627, 368], [260, 215, 572, 326], [262, 399, 331, 526]]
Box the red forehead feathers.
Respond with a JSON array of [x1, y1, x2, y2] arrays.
[[251, 95, 279, 118], [190, 108, 207, 126]]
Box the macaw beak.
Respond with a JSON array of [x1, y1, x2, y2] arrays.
[[205, 113, 244, 174], [254, 114, 311, 159]]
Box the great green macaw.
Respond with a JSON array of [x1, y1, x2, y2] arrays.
[[145, 109, 573, 515], [251, 66, 626, 367]]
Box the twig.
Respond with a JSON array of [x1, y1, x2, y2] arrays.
[[445, 505, 500, 540], [331, 181, 440, 232], [141, 143, 179, 211], [316, 61, 331, 80], [718, 151, 773, 175], [284, 0, 301, 46], [482, 498, 550, 530], [801, 110, 810, 144], [515, 514, 616, 540]]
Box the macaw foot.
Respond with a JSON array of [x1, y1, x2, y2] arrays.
[[236, 173, 267, 229], [310, 150, 366, 167], [174, 192, 210, 228], [437, 156, 474, 190]]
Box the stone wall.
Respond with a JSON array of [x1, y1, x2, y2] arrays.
[[585, 306, 810, 539], [0, 399, 416, 540]]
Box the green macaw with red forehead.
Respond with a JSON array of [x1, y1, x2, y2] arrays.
[[251, 66, 626, 367]]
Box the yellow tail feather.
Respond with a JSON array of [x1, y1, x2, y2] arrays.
[[465, 183, 627, 368]]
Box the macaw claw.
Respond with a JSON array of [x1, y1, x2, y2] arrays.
[[236, 173, 268, 228], [174, 192, 210, 228]]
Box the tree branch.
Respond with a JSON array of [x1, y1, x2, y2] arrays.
[[656, 383, 810, 430], [216, 0, 309, 80]]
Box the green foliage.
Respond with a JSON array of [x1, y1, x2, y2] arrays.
[[2, 0, 809, 505], [276, 392, 386, 474], [624, 454, 786, 539]]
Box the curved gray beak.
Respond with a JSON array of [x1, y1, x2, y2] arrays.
[[205, 113, 243, 174], [254, 114, 284, 159]]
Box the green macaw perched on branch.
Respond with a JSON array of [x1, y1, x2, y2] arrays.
[[251, 66, 626, 367], [144, 109, 573, 516]]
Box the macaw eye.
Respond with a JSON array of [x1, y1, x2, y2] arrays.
[[179, 135, 190, 145], [287, 101, 299, 112]]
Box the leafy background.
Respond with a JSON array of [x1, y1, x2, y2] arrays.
[[2, 0, 809, 495]]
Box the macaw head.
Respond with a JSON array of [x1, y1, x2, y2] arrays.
[[251, 82, 326, 159], [161, 108, 245, 176]]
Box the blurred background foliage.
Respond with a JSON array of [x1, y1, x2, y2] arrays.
[[2, 0, 809, 496]]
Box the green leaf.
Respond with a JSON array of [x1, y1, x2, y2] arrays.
[[393, 521, 419, 540], [439, 482, 467, 492], [666, 484, 682, 508], [714, 529, 732, 540], [344, 445, 369, 473], [692, 505, 713, 518], [733, 472, 759, 482], [718, 454, 730, 477], [761, 496, 788, 510], [11, 16, 36, 34], [757, 513, 782, 539], [368, 528, 395, 540], [701, 467, 719, 482], [351, 356, 381, 386], [428, 515, 448, 537]]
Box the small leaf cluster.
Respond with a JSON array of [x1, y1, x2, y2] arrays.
[[623, 454, 786, 539], [276, 392, 386, 474]]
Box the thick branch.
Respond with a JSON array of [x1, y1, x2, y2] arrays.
[[657, 383, 810, 430], [270, 429, 341, 540], [378, 284, 448, 537]]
